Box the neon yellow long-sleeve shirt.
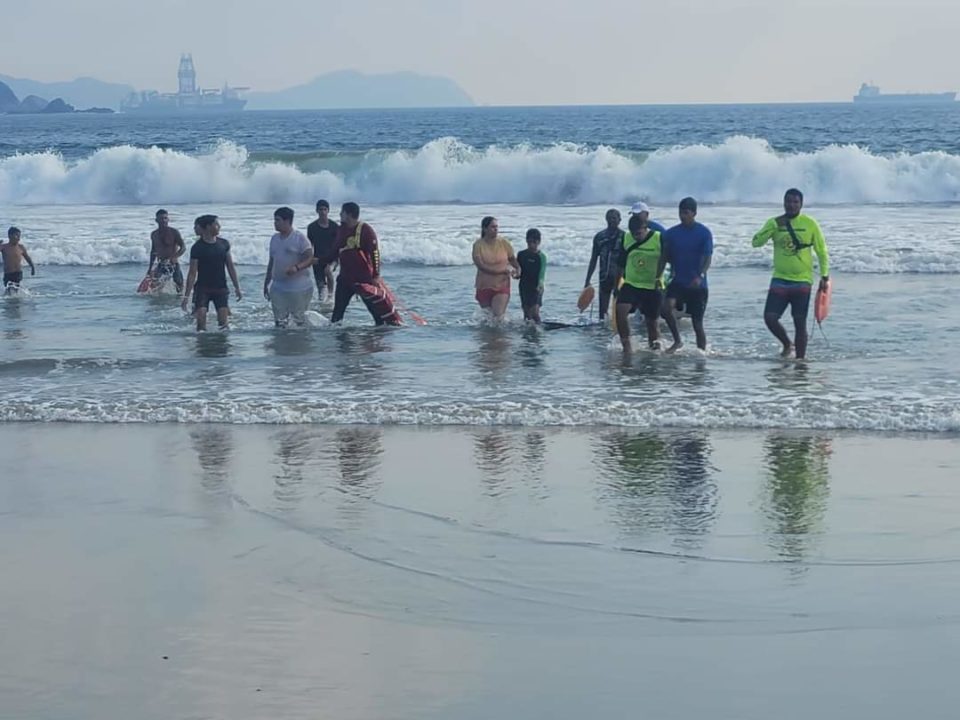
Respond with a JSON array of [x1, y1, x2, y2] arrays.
[[752, 214, 830, 283]]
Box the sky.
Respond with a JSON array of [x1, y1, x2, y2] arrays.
[[2, 0, 958, 105]]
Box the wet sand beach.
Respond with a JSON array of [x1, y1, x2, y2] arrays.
[[2, 424, 959, 719]]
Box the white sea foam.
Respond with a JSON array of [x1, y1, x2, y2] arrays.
[[4, 137, 960, 206], [2, 397, 958, 432], [10, 201, 960, 273], [5, 138, 960, 272]]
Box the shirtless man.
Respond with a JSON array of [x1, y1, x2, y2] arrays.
[[1, 227, 36, 294], [146, 209, 186, 294]]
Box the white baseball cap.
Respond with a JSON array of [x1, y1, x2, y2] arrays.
[[629, 201, 651, 214]]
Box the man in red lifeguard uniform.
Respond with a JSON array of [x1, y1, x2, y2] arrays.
[[327, 202, 401, 326]]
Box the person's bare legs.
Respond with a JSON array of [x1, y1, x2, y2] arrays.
[[644, 313, 662, 350], [216, 307, 230, 329], [616, 302, 632, 352], [490, 292, 510, 320], [598, 284, 612, 320], [195, 308, 208, 332], [324, 265, 335, 300], [692, 316, 707, 350], [662, 298, 683, 354]]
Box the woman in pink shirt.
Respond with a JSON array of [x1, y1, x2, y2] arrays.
[[472, 216, 520, 320]]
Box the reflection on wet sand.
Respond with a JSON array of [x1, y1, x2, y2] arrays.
[[761, 433, 833, 562], [189, 426, 234, 498], [472, 429, 549, 498], [521, 431, 547, 479], [335, 427, 384, 504], [473, 430, 513, 494], [594, 431, 717, 547], [271, 429, 322, 508]]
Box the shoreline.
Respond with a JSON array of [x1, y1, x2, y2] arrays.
[[2, 418, 959, 438]]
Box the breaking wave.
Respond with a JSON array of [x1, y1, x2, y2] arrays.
[[3, 136, 960, 205]]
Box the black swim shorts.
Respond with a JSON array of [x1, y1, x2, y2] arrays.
[[666, 283, 709, 321], [617, 283, 662, 318], [193, 287, 229, 311], [519, 284, 543, 308]]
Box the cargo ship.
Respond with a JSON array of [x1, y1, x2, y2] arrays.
[[853, 83, 955, 104], [121, 54, 247, 114]]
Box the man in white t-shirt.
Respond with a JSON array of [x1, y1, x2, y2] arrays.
[[262, 206, 314, 327]]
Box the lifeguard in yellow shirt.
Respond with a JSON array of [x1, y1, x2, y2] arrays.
[[752, 188, 830, 360]]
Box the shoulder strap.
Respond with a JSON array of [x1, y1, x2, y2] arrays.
[[783, 219, 812, 251], [624, 230, 656, 256], [345, 221, 365, 249]]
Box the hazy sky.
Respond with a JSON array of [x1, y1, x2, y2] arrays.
[[2, 0, 958, 104]]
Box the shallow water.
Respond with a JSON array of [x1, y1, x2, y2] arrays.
[[3, 250, 958, 432]]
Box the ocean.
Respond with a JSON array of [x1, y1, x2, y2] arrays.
[[2, 104, 960, 719], [1, 104, 959, 429]]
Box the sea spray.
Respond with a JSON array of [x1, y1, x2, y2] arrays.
[[4, 137, 960, 206]]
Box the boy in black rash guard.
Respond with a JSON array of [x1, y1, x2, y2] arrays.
[[517, 228, 546, 323]]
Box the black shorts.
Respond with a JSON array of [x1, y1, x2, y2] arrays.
[[313, 262, 332, 283], [666, 283, 708, 321], [763, 279, 811, 320], [519, 284, 542, 308], [3, 271, 23, 286], [194, 287, 229, 311], [617, 283, 662, 318]]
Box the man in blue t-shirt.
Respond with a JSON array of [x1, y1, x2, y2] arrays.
[[661, 197, 713, 351]]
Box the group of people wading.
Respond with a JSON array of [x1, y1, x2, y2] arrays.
[[131, 188, 830, 358], [471, 188, 829, 359], [141, 201, 401, 331]]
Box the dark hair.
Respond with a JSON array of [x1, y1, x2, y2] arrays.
[[274, 206, 294, 222], [8, 226, 20, 238], [341, 202, 360, 220], [679, 197, 698, 213], [784, 188, 804, 202], [155, 209, 168, 219], [196, 214, 219, 230], [628, 213, 645, 234], [526, 228, 541, 242], [316, 199, 329, 210], [480, 216, 496, 238]]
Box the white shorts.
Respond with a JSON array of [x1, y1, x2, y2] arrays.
[[271, 288, 314, 326]]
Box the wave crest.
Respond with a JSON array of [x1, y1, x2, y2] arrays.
[[3, 136, 960, 205]]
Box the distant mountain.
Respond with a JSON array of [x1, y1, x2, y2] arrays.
[[41, 98, 76, 114], [246, 70, 474, 110], [0, 80, 18, 112], [0, 74, 134, 110], [17, 94, 48, 113], [0, 80, 103, 115]]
